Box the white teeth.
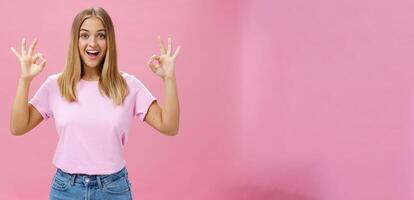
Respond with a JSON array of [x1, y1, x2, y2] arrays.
[[86, 50, 99, 53]]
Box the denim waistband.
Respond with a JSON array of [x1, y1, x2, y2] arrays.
[[56, 167, 128, 186]]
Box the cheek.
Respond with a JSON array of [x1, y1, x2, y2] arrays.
[[99, 42, 106, 53], [78, 41, 86, 53], [100, 41, 107, 52]]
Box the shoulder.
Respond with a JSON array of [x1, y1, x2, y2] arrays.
[[120, 71, 136, 81], [121, 72, 154, 98], [47, 72, 62, 81], [120, 71, 146, 89], [38, 72, 61, 88], [120, 71, 139, 82]]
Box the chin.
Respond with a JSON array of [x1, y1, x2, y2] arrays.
[[81, 57, 104, 68], [85, 63, 99, 68]]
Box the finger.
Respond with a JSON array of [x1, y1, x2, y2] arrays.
[[148, 59, 161, 71], [157, 35, 166, 54], [39, 59, 47, 69], [148, 60, 156, 70], [167, 37, 172, 55], [33, 53, 42, 64], [10, 47, 21, 59], [21, 38, 27, 55], [149, 63, 158, 73], [28, 38, 38, 56], [173, 45, 181, 59], [148, 61, 160, 69], [149, 62, 160, 72], [147, 55, 160, 65]]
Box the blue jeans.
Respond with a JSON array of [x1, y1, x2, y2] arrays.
[[49, 167, 133, 200]]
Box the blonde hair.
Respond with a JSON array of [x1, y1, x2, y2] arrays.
[[58, 7, 128, 105]]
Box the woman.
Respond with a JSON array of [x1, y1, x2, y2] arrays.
[[9, 7, 181, 199]]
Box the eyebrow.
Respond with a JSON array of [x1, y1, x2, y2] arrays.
[[80, 29, 106, 32]]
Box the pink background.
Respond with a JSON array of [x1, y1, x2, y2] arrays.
[[0, 0, 413, 199]]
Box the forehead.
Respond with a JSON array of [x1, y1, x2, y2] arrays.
[[80, 17, 105, 31]]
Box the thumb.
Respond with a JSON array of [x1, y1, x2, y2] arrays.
[[148, 55, 161, 64], [39, 59, 47, 69]]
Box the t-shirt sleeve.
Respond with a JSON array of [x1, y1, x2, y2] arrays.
[[132, 76, 157, 122], [28, 76, 53, 120]]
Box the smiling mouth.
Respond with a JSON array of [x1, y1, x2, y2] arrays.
[[86, 50, 100, 60]]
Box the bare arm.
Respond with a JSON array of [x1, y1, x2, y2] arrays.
[[9, 38, 47, 136], [10, 78, 43, 136], [145, 76, 180, 136], [144, 36, 181, 136]]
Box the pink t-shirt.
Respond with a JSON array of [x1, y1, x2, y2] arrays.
[[29, 72, 156, 175]]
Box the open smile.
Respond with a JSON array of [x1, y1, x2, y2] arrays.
[[86, 50, 100, 60]]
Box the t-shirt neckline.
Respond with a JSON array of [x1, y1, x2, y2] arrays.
[[80, 79, 99, 83]]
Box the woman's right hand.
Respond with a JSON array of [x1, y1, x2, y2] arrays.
[[10, 38, 47, 81]]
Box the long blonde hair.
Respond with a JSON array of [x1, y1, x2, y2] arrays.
[[58, 7, 128, 105]]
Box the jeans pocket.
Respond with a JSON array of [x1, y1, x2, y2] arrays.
[[103, 176, 131, 194], [51, 174, 70, 191]]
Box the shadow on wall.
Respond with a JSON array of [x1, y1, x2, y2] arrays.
[[223, 161, 323, 200]]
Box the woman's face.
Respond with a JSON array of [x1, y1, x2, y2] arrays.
[[78, 17, 107, 69]]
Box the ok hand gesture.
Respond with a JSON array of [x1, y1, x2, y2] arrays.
[[11, 38, 47, 81], [147, 36, 181, 79]]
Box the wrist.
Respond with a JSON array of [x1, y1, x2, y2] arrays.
[[19, 76, 33, 83], [163, 75, 176, 81]]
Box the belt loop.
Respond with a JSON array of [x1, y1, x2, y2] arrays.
[[97, 176, 103, 190], [70, 175, 76, 186]]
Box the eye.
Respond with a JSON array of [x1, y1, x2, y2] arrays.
[[80, 33, 89, 39], [98, 33, 106, 39]]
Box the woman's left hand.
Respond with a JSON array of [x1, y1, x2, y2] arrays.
[[148, 35, 181, 79]]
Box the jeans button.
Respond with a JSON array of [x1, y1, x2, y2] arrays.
[[85, 177, 89, 182]]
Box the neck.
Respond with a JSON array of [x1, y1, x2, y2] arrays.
[[81, 65, 101, 81]]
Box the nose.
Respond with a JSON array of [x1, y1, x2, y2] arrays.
[[88, 36, 97, 47]]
